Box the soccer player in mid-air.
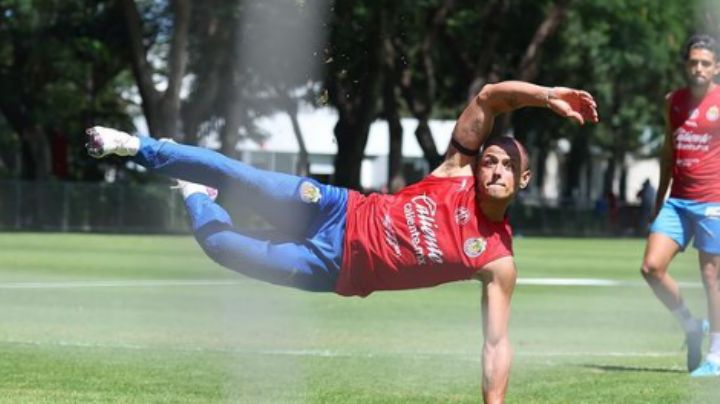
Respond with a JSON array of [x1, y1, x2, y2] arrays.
[[640, 34, 720, 377], [86, 80, 598, 403]]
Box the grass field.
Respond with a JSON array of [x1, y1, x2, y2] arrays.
[[0, 233, 718, 403]]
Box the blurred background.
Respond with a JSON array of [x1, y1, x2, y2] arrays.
[[0, 0, 717, 235]]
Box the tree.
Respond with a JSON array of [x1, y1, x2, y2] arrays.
[[119, 0, 190, 139], [545, 0, 695, 200], [323, 1, 383, 189], [181, 0, 329, 161], [0, 0, 135, 181]]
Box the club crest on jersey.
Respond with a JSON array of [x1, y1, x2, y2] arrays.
[[706, 106, 719, 122], [463, 237, 487, 258], [455, 207, 470, 226], [299, 181, 321, 203]]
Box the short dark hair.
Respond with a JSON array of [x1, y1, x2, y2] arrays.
[[683, 34, 719, 60]]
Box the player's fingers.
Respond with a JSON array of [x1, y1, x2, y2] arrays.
[[578, 90, 594, 100], [567, 110, 585, 125], [583, 107, 599, 123], [583, 98, 598, 110], [576, 91, 597, 107], [577, 94, 597, 108]]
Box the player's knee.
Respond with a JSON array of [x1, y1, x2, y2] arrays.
[[640, 262, 665, 280], [198, 233, 233, 266], [700, 265, 720, 287]]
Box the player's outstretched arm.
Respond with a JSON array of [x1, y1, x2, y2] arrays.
[[435, 81, 598, 177], [476, 256, 517, 404]]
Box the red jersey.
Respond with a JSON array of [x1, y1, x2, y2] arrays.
[[336, 175, 514, 297], [668, 86, 720, 202]]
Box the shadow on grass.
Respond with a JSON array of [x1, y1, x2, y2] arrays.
[[580, 364, 685, 374]]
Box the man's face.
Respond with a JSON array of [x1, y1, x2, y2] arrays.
[[685, 48, 720, 89], [476, 144, 530, 202]]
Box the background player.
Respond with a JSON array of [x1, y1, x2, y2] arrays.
[[640, 34, 720, 377]]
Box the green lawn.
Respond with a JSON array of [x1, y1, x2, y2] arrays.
[[0, 233, 717, 403]]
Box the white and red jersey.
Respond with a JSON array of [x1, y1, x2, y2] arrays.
[[668, 86, 720, 202], [335, 175, 513, 297]]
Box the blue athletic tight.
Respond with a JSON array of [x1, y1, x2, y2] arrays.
[[132, 137, 347, 291]]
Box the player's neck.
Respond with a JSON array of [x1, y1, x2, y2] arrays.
[[479, 198, 509, 222], [690, 82, 716, 100]]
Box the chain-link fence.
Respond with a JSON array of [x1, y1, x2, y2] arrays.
[[0, 180, 190, 233], [508, 199, 645, 237]]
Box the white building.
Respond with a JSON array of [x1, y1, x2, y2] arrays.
[[212, 106, 658, 204], [235, 107, 455, 190]]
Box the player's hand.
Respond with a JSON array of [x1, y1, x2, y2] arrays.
[[546, 87, 599, 125]]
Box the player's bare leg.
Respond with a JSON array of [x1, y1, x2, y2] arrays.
[[642, 232, 705, 371], [479, 257, 516, 404], [641, 233, 683, 309], [699, 252, 720, 335], [691, 252, 720, 377]]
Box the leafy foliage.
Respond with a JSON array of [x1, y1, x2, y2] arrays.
[[0, 0, 710, 193]]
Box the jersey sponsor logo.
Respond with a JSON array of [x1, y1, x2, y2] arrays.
[[675, 128, 711, 153], [706, 106, 720, 122], [463, 237, 487, 258], [403, 194, 444, 265], [676, 158, 700, 167], [381, 214, 402, 257], [300, 181, 322, 203], [455, 207, 470, 226], [704, 206, 720, 218]]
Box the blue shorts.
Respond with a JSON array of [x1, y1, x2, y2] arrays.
[[650, 197, 720, 254]]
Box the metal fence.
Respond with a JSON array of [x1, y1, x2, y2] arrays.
[[0, 180, 646, 236], [0, 180, 190, 233]]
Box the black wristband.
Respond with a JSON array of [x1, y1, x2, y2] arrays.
[[451, 138, 480, 156]]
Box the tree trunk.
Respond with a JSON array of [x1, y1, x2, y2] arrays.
[[328, 5, 382, 189], [603, 154, 616, 195], [287, 106, 309, 176], [472, 0, 510, 79], [564, 134, 587, 201], [415, 120, 443, 170], [381, 6, 404, 188], [333, 116, 372, 189], [516, 0, 570, 82], [386, 110, 403, 189], [219, 94, 243, 158], [496, 0, 570, 134], [20, 126, 51, 181], [120, 0, 191, 138], [397, 0, 454, 169]]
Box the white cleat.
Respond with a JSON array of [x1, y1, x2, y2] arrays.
[[85, 126, 140, 158], [172, 178, 219, 201]]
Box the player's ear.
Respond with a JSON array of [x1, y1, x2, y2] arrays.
[[519, 169, 532, 189]]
